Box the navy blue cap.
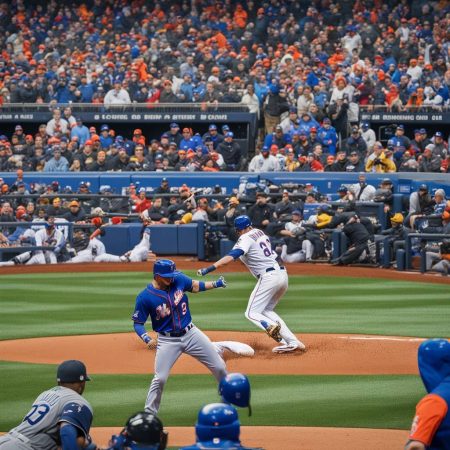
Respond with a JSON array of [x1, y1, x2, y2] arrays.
[[100, 124, 109, 131], [396, 124, 404, 130], [209, 124, 217, 130], [226, 131, 234, 138], [419, 128, 426, 134], [289, 106, 297, 113], [435, 131, 443, 137], [222, 125, 230, 132], [170, 122, 179, 128], [57, 360, 90, 383], [292, 210, 302, 215]]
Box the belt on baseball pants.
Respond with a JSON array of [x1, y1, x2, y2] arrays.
[[158, 323, 194, 337], [257, 266, 285, 278]]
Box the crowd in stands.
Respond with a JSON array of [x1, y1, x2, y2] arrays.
[[0, 116, 449, 173], [0, 0, 449, 111], [0, 1, 449, 173]]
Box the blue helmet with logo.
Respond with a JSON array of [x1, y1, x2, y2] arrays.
[[219, 373, 251, 413], [196, 403, 240, 443], [153, 259, 178, 279], [418, 339, 450, 393], [234, 215, 251, 231]]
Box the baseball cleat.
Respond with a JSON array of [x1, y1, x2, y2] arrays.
[[265, 321, 282, 343], [214, 341, 255, 357], [272, 341, 306, 354]]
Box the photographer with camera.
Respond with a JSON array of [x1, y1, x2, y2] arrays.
[[365, 142, 397, 173]]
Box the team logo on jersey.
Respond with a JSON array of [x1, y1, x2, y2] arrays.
[[156, 303, 171, 320], [132, 312, 139, 319], [173, 290, 183, 306]]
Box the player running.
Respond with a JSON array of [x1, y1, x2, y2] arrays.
[[198, 215, 305, 354], [132, 259, 253, 415]]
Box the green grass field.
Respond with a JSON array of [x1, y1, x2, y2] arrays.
[[0, 272, 447, 432]]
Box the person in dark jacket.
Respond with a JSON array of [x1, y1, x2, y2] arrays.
[[216, 132, 241, 170], [331, 214, 370, 265], [247, 192, 275, 232], [63, 201, 87, 222]]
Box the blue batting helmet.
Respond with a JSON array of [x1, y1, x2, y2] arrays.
[[153, 259, 178, 279], [418, 339, 450, 394], [219, 373, 251, 410], [196, 403, 240, 443], [234, 215, 251, 231]]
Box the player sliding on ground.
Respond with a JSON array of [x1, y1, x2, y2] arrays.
[[198, 215, 305, 354]]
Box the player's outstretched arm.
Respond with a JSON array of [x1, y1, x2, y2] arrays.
[[197, 249, 244, 276], [191, 277, 226, 293]]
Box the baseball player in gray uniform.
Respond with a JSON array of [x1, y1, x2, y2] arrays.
[[132, 259, 253, 415], [198, 215, 305, 353], [0, 360, 96, 450]]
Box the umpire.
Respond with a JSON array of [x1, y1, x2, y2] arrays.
[[331, 214, 371, 265]]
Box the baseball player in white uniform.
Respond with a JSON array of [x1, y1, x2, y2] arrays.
[[198, 215, 305, 353], [67, 236, 106, 263], [94, 224, 153, 263], [13, 217, 65, 265]]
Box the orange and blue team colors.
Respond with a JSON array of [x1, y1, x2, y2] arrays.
[[406, 339, 450, 449]]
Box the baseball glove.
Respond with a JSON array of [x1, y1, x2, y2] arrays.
[[265, 322, 282, 342], [147, 338, 157, 350]]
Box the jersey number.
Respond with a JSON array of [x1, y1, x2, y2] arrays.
[[181, 302, 187, 315], [24, 403, 50, 425], [259, 239, 274, 257]]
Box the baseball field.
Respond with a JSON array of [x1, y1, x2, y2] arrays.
[[0, 260, 449, 450]]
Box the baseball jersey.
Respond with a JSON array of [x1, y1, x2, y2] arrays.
[[34, 228, 65, 251], [132, 272, 193, 333], [88, 238, 106, 257], [7, 386, 93, 450], [233, 228, 280, 278]]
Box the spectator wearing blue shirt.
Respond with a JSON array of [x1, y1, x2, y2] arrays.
[[43, 146, 69, 172], [179, 128, 196, 151], [70, 118, 90, 146], [317, 118, 338, 155], [202, 124, 224, 149], [78, 75, 96, 103], [99, 124, 114, 149]]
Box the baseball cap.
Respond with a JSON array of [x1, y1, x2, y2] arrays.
[[261, 146, 269, 153], [323, 117, 331, 124], [396, 124, 405, 130], [225, 132, 234, 138], [100, 124, 109, 131], [275, 125, 282, 131], [57, 360, 90, 383], [209, 124, 217, 130], [170, 122, 179, 128], [222, 125, 230, 132], [435, 131, 443, 137], [289, 106, 297, 113], [15, 125, 23, 131], [351, 125, 359, 133], [419, 128, 427, 134], [292, 210, 302, 216]]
